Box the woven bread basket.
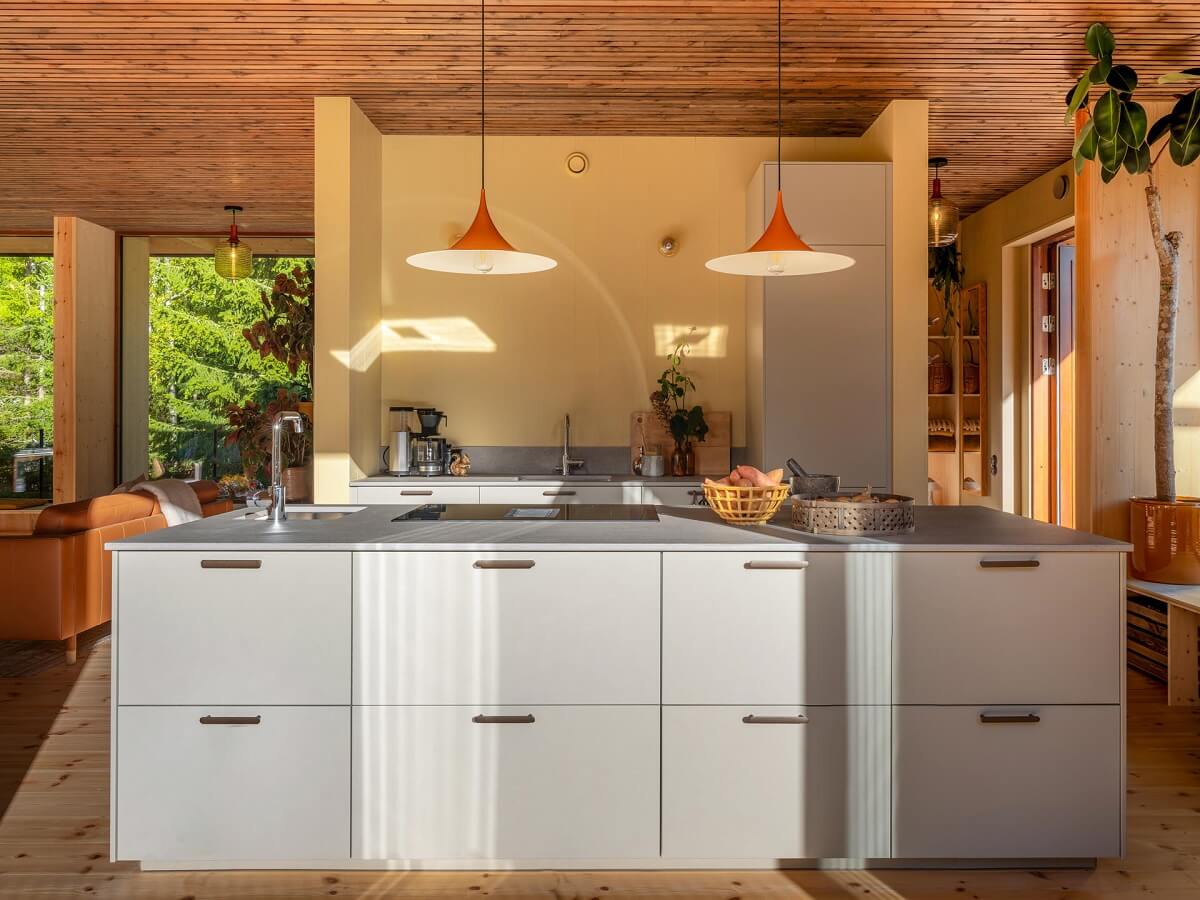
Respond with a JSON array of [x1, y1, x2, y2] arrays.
[[791, 493, 915, 536], [703, 482, 790, 525]]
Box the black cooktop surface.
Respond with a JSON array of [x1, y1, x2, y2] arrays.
[[391, 504, 660, 523]]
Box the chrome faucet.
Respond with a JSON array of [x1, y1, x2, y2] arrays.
[[269, 410, 305, 523], [560, 413, 584, 476]]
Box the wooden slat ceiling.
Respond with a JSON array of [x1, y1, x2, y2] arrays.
[[2, 1, 1199, 235]]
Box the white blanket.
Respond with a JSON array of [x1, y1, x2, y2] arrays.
[[136, 478, 203, 526]]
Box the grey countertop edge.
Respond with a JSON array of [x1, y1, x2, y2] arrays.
[[106, 505, 1133, 553], [350, 475, 704, 485]]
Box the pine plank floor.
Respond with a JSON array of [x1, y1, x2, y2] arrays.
[[1, 642, 1199, 899]]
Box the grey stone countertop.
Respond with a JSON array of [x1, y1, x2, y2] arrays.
[[108, 504, 1131, 553]]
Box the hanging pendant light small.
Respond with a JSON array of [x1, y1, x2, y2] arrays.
[[407, 0, 556, 275], [928, 157, 960, 247], [214, 205, 253, 280], [706, 0, 854, 278]]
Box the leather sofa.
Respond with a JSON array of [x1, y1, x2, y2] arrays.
[[0, 481, 231, 663]]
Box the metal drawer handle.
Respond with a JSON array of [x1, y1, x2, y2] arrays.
[[200, 560, 262, 570], [472, 714, 535, 724], [473, 559, 536, 570], [400, 489, 433, 496], [199, 715, 261, 725], [979, 559, 1040, 569], [542, 490, 576, 497], [744, 561, 810, 570], [979, 713, 1041, 724], [742, 714, 809, 725], [687, 489, 704, 496]]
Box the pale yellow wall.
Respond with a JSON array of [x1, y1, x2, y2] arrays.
[[958, 161, 1075, 510], [379, 105, 928, 486], [313, 97, 382, 502]]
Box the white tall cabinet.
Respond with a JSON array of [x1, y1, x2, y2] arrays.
[[745, 162, 892, 490]]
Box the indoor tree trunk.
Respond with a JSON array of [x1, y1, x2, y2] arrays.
[[1145, 170, 1182, 502]]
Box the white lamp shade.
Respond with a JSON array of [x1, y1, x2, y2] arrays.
[[407, 189, 556, 276], [706, 190, 855, 277]]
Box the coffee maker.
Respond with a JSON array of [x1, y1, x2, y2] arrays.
[[413, 408, 449, 476]]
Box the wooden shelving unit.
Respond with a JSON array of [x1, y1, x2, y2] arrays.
[[927, 282, 988, 505]]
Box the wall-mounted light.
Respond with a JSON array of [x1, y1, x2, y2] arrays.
[[658, 236, 679, 257], [214, 205, 252, 280]]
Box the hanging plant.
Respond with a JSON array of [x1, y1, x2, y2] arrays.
[[928, 243, 963, 336]]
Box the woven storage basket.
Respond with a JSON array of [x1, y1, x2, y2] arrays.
[[928, 360, 952, 394], [791, 494, 916, 536], [703, 482, 790, 525]]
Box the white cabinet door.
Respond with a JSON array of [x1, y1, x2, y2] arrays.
[[640, 483, 706, 507], [778, 162, 889, 246], [662, 705, 890, 859], [116, 706, 350, 862], [117, 551, 351, 705], [893, 705, 1122, 858], [354, 705, 659, 860], [477, 484, 641, 505], [663, 552, 891, 705], [354, 551, 659, 705], [761, 244, 890, 488], [894, 552, 1122, 704], [352, 484, 480, 504]]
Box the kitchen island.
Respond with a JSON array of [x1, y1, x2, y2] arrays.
[[108, 504, 1129, 871]]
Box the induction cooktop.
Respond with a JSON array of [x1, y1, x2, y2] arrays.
[[391, 504, 660, 523]]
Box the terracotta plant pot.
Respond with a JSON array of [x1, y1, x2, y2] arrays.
[[1130, 496, 1200, 584], [282, 465, 312, 503]]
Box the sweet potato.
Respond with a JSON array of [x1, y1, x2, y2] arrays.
[[765, 468, 785, 484]]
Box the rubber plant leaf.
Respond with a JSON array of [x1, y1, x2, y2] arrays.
[[1148, 112, 1177, 146], [1085, 23, 1115, 60], [1170, 91, 1200, 142], [1064, 74, 1091, 125], [1105, 64, 1137, 93], [1170, 130, 1200, 167], [1120, 101, 1147, 147], [1090, 58, 1112, 84], [1092, 89, 1122, 142], [1159, 68, 1200, 85], [1123, 142, 1151, 175], [1097, 135, 1127, 173], [1072, 117, 1098, 160]]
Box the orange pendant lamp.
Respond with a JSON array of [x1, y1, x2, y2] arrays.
[[407, 0, 556, 276], [705, 0, 854, 278]]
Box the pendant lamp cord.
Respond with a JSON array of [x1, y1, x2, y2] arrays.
[[776, 0, 782, 194], [480, 0, 486, 190]]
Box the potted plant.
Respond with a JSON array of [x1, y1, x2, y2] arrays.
[[651, 334, 709, 476], [225, 398, 268, 482], [1065, 23, 1200, 581]]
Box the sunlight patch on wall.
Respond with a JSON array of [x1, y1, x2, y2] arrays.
[[653, 324, 728, 359], [381, 317, 497, 353], [329, 325, 382, 372]]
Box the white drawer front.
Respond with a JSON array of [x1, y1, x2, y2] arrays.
[[352, 484, 480, 504], [640, 483, 706, 507], [116, 706, 350, 861], [893, 705, 1122, 858], [662, 705, 890, 859], [663, 552, 892, 705], [354, 705, 659, 860], [354, 551, 659, 704], [894, 552, 1122, 704], [477, 484, 640, 505], [117, 551, 351, 705]]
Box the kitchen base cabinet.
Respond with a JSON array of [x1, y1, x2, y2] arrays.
[[115, 706, 350, 862], [353, 705, 659, 861], [662, 706, 890, 860], [893, 705, 1122, 859]]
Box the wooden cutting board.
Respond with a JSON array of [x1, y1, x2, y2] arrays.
[[630, 411, 731, 476]]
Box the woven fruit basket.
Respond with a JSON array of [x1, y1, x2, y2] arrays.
[[791, 493, 916, 536], [703, 482, 791, 526]]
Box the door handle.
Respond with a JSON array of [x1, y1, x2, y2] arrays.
[[979, 713, 1041, 724], [200, 560, 262, 570], [199, 715, 262, 725], [471, 714, 535, 724], [543, 490, 576, 497], [472, 560, 536, 570], [979, 559, 1040, 569], [400, 489, 433, 496], [743, 560, 810, 570], [742, 714, 809, 725]]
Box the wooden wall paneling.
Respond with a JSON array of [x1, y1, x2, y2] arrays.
[[120, 237, 150, 482], [52, 217, 118, 503], [4, 3, 1200, 233]]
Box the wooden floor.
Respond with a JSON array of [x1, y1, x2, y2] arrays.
[[2, 644, 1200, 899]]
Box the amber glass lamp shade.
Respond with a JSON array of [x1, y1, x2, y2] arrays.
[[706, 191, 855, 277], [214, 238, 253, 280], [928, 173, 960, 248], [407, 190, 556, 276]]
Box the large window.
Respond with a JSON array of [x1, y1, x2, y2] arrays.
[[148, 255, 313, 484], [0, 256, 54, 498]]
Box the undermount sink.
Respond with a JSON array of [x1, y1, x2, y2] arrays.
[[241, 505, 364, 522], [516, 473, 614, 481]]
